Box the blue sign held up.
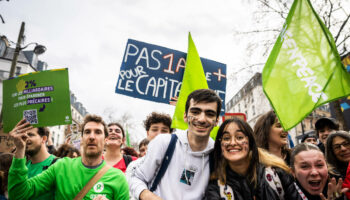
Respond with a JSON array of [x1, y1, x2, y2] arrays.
[[116, 39, 227, 114]]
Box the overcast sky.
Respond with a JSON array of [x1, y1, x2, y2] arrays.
[[1, 0, 266, 143]]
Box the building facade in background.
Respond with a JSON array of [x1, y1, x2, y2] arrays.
[[0, 36, 48, 109], [49, 92, 88, 147], [226, 72, 331, 144]]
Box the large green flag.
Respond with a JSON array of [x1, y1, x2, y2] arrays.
[[171, 33, 209, 130], [263, 0, 350, 130]]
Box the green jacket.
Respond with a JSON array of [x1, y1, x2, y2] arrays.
[[26, 154, 56, 200], [9, 157, 129, 200]]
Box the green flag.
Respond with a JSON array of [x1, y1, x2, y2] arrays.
[[263, 0, 350, 130], [126, 128, 131, 147], [171, 33, 209, 130]]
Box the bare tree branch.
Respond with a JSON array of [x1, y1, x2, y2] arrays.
[[337, 34, 350, 48], [326, 0, 334, 29], [234, 29, 281, 35], [0, 0, 10, 23], [334, 13, 350, 43], [231, 63, 265, 75], [0, 14, 4, 24], [257, 0, 286, 19]]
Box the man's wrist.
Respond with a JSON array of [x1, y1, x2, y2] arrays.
[[14, 147, 25, 158]]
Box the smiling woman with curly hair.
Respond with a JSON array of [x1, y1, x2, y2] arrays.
[[54, 144, 80, 158]]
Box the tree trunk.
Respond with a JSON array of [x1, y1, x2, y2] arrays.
[[333, 99, 349, 131]]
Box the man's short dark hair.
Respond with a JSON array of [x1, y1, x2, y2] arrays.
[[107, 122, 125, 138], [37, 127, 49, 138], [122, 146, 139, 157], [139, 138, 150, 149], [143, 112, 173, 132], [81, 114, 108, 137], [185, 89, 222, 118]]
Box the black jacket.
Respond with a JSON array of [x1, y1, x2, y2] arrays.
[[204, 164, 301, 200], [293, 179, 345, 200], [318, 143, 325, 154]]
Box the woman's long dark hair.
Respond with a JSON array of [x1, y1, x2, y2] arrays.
[[0, 153, 14, 195], [211, 118, 259, 186], [253, 111, 290, 159]]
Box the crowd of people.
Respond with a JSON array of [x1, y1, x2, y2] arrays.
[[1, 88, 350, 200]]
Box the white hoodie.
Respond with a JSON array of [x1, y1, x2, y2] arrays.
[[129, 130, 214, 200]]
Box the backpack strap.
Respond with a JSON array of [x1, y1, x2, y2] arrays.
[[209, 151, 214, 174], [123, 154, 133, 167], [150, 134, 178, 192], [42, 157, 60, 170], [73, 164, 111, 200]]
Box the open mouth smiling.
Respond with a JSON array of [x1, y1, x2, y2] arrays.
[[108, 135, 121, 140], [193, 122, 211, 130], [280, 134, 288, 139], [226, 146, 243, 153]]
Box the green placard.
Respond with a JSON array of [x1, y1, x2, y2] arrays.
[[3, 68, 72, 133]]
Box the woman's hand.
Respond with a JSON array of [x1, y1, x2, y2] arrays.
[[320, 178, 349, 200]]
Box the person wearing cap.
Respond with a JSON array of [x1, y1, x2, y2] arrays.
[[315, 117, 339, 153], [301, 130, 318, 145]]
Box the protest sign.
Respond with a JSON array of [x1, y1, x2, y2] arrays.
[[0, 131, 14, 153], [3, 68, 72, 133], [222, 113, 247, 122], [116, 39, 227, 114]]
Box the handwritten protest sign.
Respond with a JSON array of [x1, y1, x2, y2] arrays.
[[3, 68, 72, 133], [0, 131, 14, 153], [116, 39, 227, 114]]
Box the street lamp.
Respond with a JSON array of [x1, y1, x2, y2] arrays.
[[21, 42, 47, 55], [8, 22, 46, 78], [0, 22, 46, 126]]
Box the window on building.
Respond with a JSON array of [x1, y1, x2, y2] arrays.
[[310, 119, 313, 129], [238, 104, 241, 112], [252, 105, 255, 116], [0, 70, 6, 79]]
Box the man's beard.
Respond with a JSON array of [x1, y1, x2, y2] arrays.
[[26, 145, 41, 157], [84, 148, 102, 159]]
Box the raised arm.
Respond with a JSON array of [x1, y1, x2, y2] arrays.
[[8, 119, 55, 199]]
